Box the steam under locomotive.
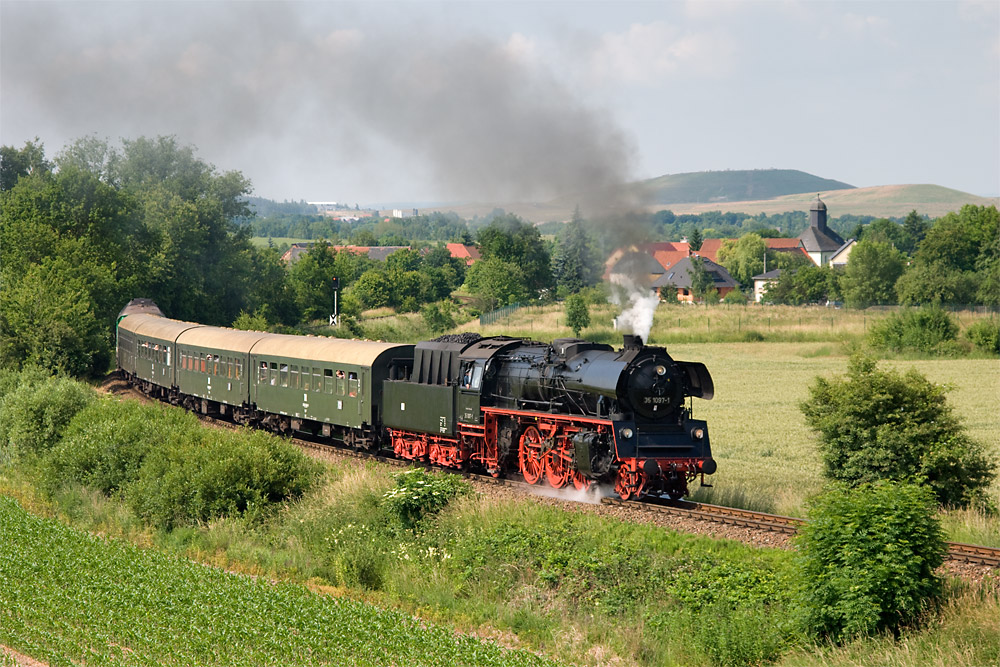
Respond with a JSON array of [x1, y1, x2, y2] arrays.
[[117, 299, 716, 499]]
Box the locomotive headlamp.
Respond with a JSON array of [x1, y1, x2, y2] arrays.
[[691, 427, 705, 441], [655, 365, 667, 376], [621, 427, 634, 440]]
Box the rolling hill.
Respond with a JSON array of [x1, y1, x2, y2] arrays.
[[422, 170, 996, 222], [633, 169, 855, 205]]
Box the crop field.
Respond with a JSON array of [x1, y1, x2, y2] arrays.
[[0, 495, 556, 667], [669, 343, 1000, 515]]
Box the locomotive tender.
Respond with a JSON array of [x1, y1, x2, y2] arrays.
[[117, 299, 716, 499]]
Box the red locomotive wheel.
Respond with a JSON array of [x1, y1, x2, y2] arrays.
[[519, 426, 545, 485], [571, 470, 591, 492], [544, 447, 572, 489], [615, 467, 646, 500]]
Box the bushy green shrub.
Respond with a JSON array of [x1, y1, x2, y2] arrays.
[[40, 398, 198, 496], [801, 354, 996, 507], [867, 307, 958, 354], [964, 319, 1000, 354], [0, 372, 93, 462], [382, 468, 470, 529], [129, 428, 320, 530], [795, 481, 946, 641]]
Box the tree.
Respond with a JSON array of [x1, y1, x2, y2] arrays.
[[763, 265, 839, 305], [564, 293, 590, 336], [796, 481, 946, 642], [477, 214, 553, 297], [1, 139, 52, 191], [800, 354, 996, 507], [896, 205, 999, 306], [552, 207, 600, 294], [840, 240, 904, 308], [686, 258, 718, 303], [717, 233, 767, 288], [688, 226, 703, 252], [464, 257, 530, 311], [288, 242, 340, 320]]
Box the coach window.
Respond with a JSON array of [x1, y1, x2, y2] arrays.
[[214, 355, 221, 376], [301, 366, 310, 391], [236, 359, 243, 380], [200, 354, 207, 373], [290, 365, 299, 389], [324, 369, 334, 394], [259, 361, 268, 384], [314, 368, 322, 392], [269, 362, 278, 385], [336, 370, 346, 396], [280, 363, 289, 387], [348, 371, 358, 398]]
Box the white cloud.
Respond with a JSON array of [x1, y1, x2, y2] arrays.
[[589, 21, 733, 85]]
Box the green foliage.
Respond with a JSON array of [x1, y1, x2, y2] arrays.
[[722, 289, 747, 305], [688, 258, 718, 302], [39, 398, 193, 497], [563, 293, 590, 335], [465, 257, 531, 310], [0, 372, 93, 463], [801, 355, 996, 507], [795, 481, 947, 641], [0, 496, 553, 666], [551, 208, 601, 294], [964, 319, 1000, 354], [763, 265, 839, 305], [867, 307, 959, 354], [128, 427, 319, 530], [717, 233, 767, 288], [232, 307, 270, 331], [477, 214, 553, 297], [896, 204, 999, 306], [420, 301, 456, 334], [382, 468, 470, 529], [841, 239, 905, 308]]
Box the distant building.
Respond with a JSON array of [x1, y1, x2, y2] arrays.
[[446, 243, 481, 266], [798, 196, 849, 266], [752, 268, 783, 303], [653, 256, 739, 302]]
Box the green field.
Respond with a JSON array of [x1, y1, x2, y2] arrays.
[[0, 494, 555, 667], [249, 236, 309, 248]]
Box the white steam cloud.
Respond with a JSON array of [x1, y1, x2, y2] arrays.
[[610, 273, 660, 342]]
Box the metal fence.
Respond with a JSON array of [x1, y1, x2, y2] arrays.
[[479, 303, 524, 326]]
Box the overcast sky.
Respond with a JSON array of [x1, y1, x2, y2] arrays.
[[3, 1, 998, 206]]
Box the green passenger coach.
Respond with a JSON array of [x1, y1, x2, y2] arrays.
[[250, 335, 414, 444]]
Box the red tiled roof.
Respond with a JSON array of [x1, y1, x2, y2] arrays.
[[446, 243, 481, 265]]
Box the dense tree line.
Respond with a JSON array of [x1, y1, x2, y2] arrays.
[[250, 209, 470, 246], [1, 137, 281, 376]]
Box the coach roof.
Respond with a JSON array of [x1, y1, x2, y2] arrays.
[[250, 334, 414, 367], [119, 313, 203, 342], [177, 326, 273, 354]]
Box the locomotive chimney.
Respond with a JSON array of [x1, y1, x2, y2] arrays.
[[623, 334, 644, 350]]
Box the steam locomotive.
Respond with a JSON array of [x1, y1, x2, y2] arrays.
[[117, 299, 716, 499]]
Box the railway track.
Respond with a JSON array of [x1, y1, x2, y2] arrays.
[[106, 377, 1000, 571], [605, 497, 1000, 568]]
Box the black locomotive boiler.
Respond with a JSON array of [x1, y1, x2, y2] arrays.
[[117, 299, 716, 500]]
